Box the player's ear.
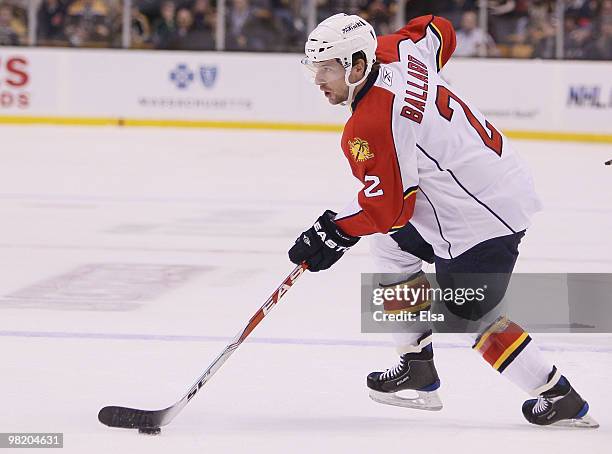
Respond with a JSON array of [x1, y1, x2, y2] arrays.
[[349, 58, 366, 82], [355, 58, 366, 77]]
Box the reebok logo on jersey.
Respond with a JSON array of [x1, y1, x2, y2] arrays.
[[348, 138, 374, 162], [382, 67, 393, 87]]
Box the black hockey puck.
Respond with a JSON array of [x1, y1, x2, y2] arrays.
[[605, 159, 612, 166], [138, 427, 161, 435]]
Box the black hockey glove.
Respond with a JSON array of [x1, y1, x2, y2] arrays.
[[288, 210, 360, 272]]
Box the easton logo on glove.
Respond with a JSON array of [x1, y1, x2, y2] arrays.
[[289, 210, 359, 272], [314, 220, 352, 252]]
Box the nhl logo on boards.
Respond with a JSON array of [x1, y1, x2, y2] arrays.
[[349, 138, 374, 162]]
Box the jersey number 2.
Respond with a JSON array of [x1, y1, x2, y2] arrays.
[[364, 175, 383, 198], [435, 86, 503, 156]]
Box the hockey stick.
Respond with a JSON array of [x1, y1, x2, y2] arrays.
[[98, 262, 308, 432]]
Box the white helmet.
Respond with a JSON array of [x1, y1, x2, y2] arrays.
[[303, 14, 377, 106]]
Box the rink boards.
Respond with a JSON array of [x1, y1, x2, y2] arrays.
[[0, 48, 611, 142]]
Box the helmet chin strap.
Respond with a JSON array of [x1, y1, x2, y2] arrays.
[[341, 65, 372, 108]]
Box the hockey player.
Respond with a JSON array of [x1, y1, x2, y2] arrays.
[[289, 13, 598, 428]]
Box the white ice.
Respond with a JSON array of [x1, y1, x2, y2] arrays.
[[0, 125, 611, 453]]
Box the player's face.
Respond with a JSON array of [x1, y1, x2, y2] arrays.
[[303, 59, 349, 105], [314, 61, 348, 104]]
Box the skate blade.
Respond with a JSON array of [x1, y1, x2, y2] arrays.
[[550, 414, 599, 429], [369, 389, 443, 411]]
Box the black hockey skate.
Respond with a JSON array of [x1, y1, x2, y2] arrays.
[[367, 336, 442, 411], [522, 368, 598, 428]]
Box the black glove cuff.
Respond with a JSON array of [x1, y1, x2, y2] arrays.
[[318, 210, 360, 248]]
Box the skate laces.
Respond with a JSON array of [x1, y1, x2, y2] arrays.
[[380, 356, 405, 380], [533, 396, 551, 414], [533, 377, 567, 415]]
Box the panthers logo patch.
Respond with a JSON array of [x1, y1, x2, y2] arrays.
[[348, 138, 374, 162]]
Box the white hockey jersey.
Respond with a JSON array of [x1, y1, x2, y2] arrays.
[[334, 15, 542, 259]]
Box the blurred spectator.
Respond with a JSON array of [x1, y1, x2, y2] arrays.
[[65, 0, 111, 46], [317, 0, 361, 22], [566, 0, 597, 22], [4, 0, 29, 10], [4, 0, 28, 34], [403, 0, 437, 20], [563, 12, 592, 58], [402, 0, 476, 23], [0, 4, 20, 45], [193, 0, 216, 31], [271, 0, 306, 51], [37, 0, 68, 43], [242, 8, 284, 50], [107, 0, 125, 47], [136, 0, 167, 18], [488, 0, 528, 44], [168, 7, 194, 48], [0, 0, 31, 26], [1, 1, 27, 43], [131, 5, 152, 47], [584, 0, 612, 59], [455, 10, 499, 56], [153, 0, 177, 48], [226, 0, 254, 49], [525, 1, 556, 58], [1, 0, 609, 59], [437, 0, 478, 27], [89, 0, 150, 48], [167, 7, 214, 49], [361, 0, 394, 35], [226, 0, 285, 51], [314, 1, 395, 44]]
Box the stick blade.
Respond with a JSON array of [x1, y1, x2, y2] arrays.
[[98, 405, 166, 429]]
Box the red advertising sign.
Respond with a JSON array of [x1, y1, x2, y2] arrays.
[[0, 55, 29, 108]]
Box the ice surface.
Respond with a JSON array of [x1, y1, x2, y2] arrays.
[[0, 125, 611, 453]]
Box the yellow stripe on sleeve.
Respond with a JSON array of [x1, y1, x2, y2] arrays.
[[429, 22, 444, 71]]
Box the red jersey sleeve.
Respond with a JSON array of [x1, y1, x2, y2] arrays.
[[335, 87, 418, 237]]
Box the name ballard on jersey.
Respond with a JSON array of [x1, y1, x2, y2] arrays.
[[400, 54, 430, 124]]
